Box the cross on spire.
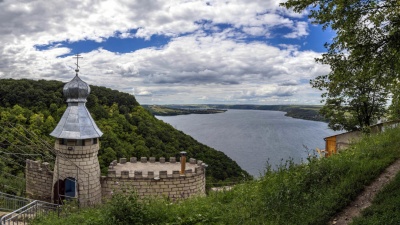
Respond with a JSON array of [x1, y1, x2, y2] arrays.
[[73, 54, 83, 76]]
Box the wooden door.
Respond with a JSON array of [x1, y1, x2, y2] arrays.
[[325, 136, 337, 157]]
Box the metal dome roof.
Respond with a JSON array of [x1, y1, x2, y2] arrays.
[[50, 74, 103, 139], [63, 75, 90, 103], [50, 103, 103, 139]]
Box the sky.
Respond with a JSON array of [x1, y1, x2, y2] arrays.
[[0, 0, 335, 105]]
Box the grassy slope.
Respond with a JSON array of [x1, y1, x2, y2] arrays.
[[351, 170, 400, 224], [34, 126, 400, 225]]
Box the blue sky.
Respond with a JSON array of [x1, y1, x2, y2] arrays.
[[0, 0, 334, 105]]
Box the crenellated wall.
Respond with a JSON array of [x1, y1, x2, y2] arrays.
[[25, 159, 53, 202], [25, 156, 207, 204], [101, 157, 206, 200]]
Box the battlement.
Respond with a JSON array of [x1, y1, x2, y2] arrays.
[[26, 159, 52, 172], [106, 157, 206, 179], [101, 156, 207, 200]]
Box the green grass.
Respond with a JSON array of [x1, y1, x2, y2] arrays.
[[351, 169, 400, 225], [33, 127, 400, 225]]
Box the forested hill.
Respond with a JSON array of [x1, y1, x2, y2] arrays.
[[0, 79, 250, 191]]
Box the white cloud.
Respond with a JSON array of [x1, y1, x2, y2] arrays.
[[0, 0, 327, 104], [284, 21, 309, 38], [135, 89, 152, 96]]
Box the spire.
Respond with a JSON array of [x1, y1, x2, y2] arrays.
[[63, 54, 90, 102], [50, 55, 103, 139], [73, 53, 82, 76]]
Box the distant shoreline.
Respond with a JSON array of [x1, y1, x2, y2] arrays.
[[143, 104, 328, 123], [143, 105, 226, 116]]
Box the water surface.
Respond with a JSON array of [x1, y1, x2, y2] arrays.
[[157, 109, 339, 177]]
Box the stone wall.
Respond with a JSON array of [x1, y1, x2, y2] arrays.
[[336, 131, 362, 152], [101, 157, 206, 200], [26, 153, 207, 204], [52, 141, 102, 206], [25, 159, 53, 202]]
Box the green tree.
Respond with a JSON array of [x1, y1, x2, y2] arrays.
[[29, 113, 44, 134], [312, 59, 389, 131], [388, 81, 400, 120], [281, 1, 400, 70], [44, 115, 56, 134], [282, 0, 400, 130]]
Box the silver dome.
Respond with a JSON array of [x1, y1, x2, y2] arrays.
[[63, 75, 90, 103], [50, 75, 103, 139]]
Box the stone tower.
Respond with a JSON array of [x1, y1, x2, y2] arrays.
[[50, 67, 103, 205]]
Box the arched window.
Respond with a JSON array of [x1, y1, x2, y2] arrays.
[[64, 177, 77, 199]]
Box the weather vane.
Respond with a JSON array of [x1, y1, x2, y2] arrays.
[[73, 54, 83, 75]]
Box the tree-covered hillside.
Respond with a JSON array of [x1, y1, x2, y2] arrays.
[[0, 79, 250, 194]]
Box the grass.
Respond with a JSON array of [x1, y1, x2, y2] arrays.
[[351, 169, 400, 225], [33, 127, 400, 225]]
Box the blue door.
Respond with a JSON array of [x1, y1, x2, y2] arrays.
[[65, 177, 76, 199]]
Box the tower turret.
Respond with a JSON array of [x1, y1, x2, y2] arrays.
[[51, 55, 103, 205], [50, 74, 102, 139]]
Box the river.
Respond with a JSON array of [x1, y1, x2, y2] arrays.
[[156, 109, 339, 177]]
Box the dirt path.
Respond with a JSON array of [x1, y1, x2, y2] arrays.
[[329, 158, 400, 225]]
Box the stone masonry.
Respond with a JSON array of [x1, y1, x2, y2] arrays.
[[25, 160, 53, 202], [52, 139, 102, 206], [101, 156, 206, 200]]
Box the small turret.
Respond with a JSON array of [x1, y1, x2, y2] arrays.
[[50, 62, 102, 139], [51, 54, 103, 206]]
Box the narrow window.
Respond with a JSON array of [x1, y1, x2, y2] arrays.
[[67, 140, 76, 146], [59, 139, 66, 145], [76, 139, 83, 146], [64, 177, 77, 200], [93, 138, 98, 144]]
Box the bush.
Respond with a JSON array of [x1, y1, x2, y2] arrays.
[[103, 191, 149, 225]]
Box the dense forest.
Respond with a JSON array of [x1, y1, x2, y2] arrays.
[[0, 78, 250, 195]]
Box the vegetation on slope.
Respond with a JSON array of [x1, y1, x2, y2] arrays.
[[351, 171, 400, 225], [33, 126, 400, 225], [0, 79, 250, 196]]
